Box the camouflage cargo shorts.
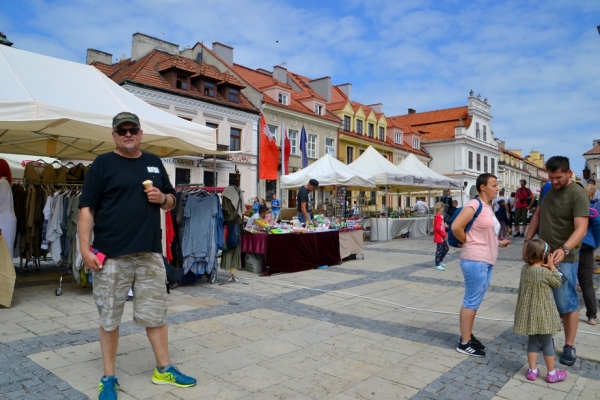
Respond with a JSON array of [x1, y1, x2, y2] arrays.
[[93, 252, 167, 331]]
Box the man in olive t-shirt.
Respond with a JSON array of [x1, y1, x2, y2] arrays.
[[525, 156, 589, 367]]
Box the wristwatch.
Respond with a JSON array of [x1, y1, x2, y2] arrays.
[[560, 245, 570, 256]]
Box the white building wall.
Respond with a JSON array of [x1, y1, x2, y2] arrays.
[[123, 84, 259, 198]]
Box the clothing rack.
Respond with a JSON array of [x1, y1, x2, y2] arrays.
[[15, 181, 85, 296]]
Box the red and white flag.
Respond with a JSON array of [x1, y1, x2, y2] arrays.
[[259, 113, 280, 180], [282, 120, 291, 175]]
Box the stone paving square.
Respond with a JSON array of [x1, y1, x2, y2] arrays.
[[3, 236, 600, 399]]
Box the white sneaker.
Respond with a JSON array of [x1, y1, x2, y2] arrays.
[[436, 265, 445, 271]]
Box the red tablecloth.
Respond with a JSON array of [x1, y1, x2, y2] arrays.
[[241, 231, 341, 274]]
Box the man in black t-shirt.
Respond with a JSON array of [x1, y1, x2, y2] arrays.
[[297, 178, 319, 223], [440, 189, 453, 223], [78, 112, 196, 398]]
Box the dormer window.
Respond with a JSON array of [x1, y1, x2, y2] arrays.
[[368, 123, 374, 138], [394, 132, 401, 144], [176, 74, 188, 90], [356, 120, 363, 135], [228, 88, 239, 103], [314, 104, 323, 115], [203, 81, 215, 97], [413, 138, 419, 149], [278, 93, 288, 105]]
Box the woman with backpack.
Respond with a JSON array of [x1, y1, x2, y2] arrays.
[[579, 184, 599, 325], [452, 173, 511, 357]]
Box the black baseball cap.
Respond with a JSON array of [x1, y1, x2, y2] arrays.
[[309, 179, 319, 188]]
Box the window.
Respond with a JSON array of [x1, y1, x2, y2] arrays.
[[230, 127, 241, 151], [398, 156, 404, 164], [413, 138, 419, 149], [476, 153, 481, 171], [476, 122, 480, 139], [307, 134, 317, 158], [325, 138, 334, 147], [483, 125, 487, 141], [278, 93, 288, 105], [359, 149, 365, 156], [203, 81, 215, 97], [206, 121, 219, 144], [228, 88, 239, 103], [314, 104, 323, 115], [379, 126, 385, 141], [289, 129, 298, 154], [175, 168, 190, 186], [370, 191, 376, 205], [468, 151, 473, 169], [203, 170, 217, 187], [344, 116, 351, 131], [356, 120, 363, 135], [368, 123, 374, 138], [267, 124, 278, 143], [346, 146, 354, 164], [491, 158, 495, 174], [395, 132, 401, 144], [176, 74, 188, 90], [484, 156, 488, 172]]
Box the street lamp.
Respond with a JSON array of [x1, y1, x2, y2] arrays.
[[583, 164, 591, 180], [597, 25, 600, 35]]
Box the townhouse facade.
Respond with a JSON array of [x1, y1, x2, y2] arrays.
[[87, 33, 261, 197], [583, 140, 600, 183], [389, 92, 498, 205]]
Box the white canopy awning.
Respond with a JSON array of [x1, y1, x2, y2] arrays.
[[398, 153, 462, 189], [0, 45, 227, 161], [281, 153, 375, 190], [348, 146, 420, 190]]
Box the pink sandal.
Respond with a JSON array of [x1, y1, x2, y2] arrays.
[[546, 369, 567, 383], [526, 369, 539, 381]]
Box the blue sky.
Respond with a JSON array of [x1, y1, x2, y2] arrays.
[[2, 0, 600, 175]]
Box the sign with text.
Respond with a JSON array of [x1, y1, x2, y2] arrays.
[[201, 162, 235, 172], [161, 158, 197, 167], [227, 154, 253, 163]]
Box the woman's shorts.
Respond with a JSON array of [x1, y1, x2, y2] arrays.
[[93, 252, 167, 331], [460, 259, 494, 310]]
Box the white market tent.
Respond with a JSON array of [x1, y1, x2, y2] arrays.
[[0, 45, 222, 160], [281, 153, 375, 190], [398, 153, 461, 189], [348, 146, 420, 189]]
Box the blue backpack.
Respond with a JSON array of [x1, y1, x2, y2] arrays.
[[447, 198, 483, 248]]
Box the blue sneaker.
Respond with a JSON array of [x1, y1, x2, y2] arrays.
[[99, 376, 119, 400], [152, 365, 197, 387]]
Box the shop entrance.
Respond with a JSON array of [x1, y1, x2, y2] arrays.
[[288, 189, 297, 209], [266, 180, 277, 201]]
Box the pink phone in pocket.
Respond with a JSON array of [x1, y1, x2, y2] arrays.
[[90, 247, 107, 265]]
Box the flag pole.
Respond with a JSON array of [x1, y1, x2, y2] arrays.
[[256, 114, 261, 200], [279, 119, 284, 210]]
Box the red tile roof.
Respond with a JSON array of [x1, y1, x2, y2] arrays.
[[93, 50, 258, 113], [232, 63, 340, 124], [584, 145, 600, 156], [389, 106, 471, 141], [331, 85, 349, 103]]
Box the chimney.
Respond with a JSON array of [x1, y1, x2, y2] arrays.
[[272, 65, 288, 84], [131, 32, 179, 61], [368, 103, 383, 113], [455, 120, 466, 138], [86, 49, 112, 65], [212, 41, 233, 66], [308, 77, 331, 103], [337, 83, 352, 100], [408, 108, 416, 114], [497, 140, 505, 149]]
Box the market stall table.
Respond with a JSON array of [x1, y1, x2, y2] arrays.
[[339, 229, 364, 259], [369, 217, 430, 241], [241, 230, 343, 274]]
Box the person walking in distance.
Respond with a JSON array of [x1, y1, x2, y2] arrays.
[[524, 156, 589, 366], [514, 179, 533, 237], [433, 202, 449, 271], [79, 112, 196, 400], [452, 173, 510, 357], [270, 194, 281, 222]]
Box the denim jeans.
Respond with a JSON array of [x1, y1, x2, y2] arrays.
[[460, 259, 494, 310], [553, 261, 579, 314]]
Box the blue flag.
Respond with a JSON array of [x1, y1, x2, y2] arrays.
[[300, 124, 308, 168]]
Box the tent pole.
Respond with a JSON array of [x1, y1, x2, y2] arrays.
[[428, 187, 431, 235], [213, 154, 217, 194], [386, 186, 389, 241]]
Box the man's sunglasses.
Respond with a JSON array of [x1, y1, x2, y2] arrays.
[[115, 128, 140, 136]]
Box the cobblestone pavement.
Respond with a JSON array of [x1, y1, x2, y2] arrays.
[[1, 236, 600, 399]]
